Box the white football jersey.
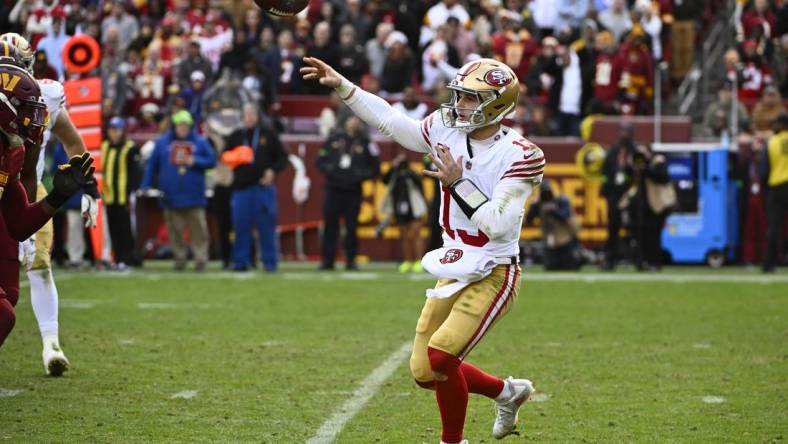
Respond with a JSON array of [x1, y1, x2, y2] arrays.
[[35, 78, 66, 181], [421, 109, 545, 257]]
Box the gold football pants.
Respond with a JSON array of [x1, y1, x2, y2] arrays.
[[409, 263, 521, 383]]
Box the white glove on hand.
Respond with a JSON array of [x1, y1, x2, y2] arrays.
[[81, 194, 98, 228], [19, 236, 36, 271]]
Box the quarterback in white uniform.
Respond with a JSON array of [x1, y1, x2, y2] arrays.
[[302, 57, 544, 443], [2, 33, 98, 376]]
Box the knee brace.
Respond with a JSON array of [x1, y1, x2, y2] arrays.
[[427, 346, 461, 381]]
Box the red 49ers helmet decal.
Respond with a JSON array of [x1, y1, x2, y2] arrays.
[[483, 69, 512, 87], [440, 249, 464, 264]]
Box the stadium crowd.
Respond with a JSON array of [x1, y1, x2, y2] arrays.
[[0, 0, 786, 271], [5, 0, 759, 134]]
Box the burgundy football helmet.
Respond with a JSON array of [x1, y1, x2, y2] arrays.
[[0, 59, 47, 147]]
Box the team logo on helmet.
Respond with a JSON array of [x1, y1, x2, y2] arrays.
[[483, 69, 512, 87], [440, 249, 464, 264]]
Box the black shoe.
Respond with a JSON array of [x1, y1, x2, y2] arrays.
[[345, 262, 358, 271], [762, 266, 776, 273], [318, 263, 335, 271]]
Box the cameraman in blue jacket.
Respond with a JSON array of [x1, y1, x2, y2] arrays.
[[141, 110, 217, 271]]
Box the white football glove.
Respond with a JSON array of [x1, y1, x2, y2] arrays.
[[81, 194, 98, 228], [19, 236, 36, 271]]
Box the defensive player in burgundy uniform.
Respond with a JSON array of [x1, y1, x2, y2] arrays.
[[0, 55, 95, 349], [2, 32, 98, 375], [302, 56, 545, 443]]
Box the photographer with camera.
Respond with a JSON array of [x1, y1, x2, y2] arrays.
[[380, 153, 427, 273], [619, 144, 676, 271], [526, 180, 582, 270]]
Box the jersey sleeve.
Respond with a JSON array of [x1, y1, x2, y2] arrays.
[[469, 178, 534, 240], [419, 110, 438, 150], [337, 78, 432, 153], [499, 138, 545, 184], [40, 79, 66, 130], [1, 180, 51, 241]]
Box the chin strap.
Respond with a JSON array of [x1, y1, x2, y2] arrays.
[[449, 178, 489, 218]]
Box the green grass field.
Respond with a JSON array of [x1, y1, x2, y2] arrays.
[[1, 263, 786, 443]]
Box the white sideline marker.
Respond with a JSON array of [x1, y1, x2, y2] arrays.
[[307, 341, 412, 444], [702, 395, 725, 404], [170, 390, 198, 400]]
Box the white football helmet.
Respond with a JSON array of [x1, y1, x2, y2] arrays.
[[0, 33, 35, 74]]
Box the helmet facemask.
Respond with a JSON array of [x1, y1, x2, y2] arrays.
[[21, 96, 47, 146], [0, 92, 47, 146], [441, 83, 498, 133]]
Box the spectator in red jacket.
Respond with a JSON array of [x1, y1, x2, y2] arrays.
[[616, 27, 654, 115], [491, 11, 539, 83], [592, 31, 620, 113], [148, 14, 183, 67], [741, 0, 777, 39], [738, 39, 773, 101], [130, 46, 173, 111]]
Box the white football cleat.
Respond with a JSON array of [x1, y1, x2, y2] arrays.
[[42, 336, 70, 376], [492, 377, 534, 439]]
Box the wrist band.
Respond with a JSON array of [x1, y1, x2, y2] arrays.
[[449, 178, 489, 218], [44, 190, 69, 210]]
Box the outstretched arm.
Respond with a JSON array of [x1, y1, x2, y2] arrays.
[[300, 57, 431, 154], [53, 110, 87, 157], [1, 181, 53, 241]]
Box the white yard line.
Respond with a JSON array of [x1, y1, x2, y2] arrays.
[[306, 341, 412, 444], [170, 390, 198, 400], [0, 388, 23, 398]]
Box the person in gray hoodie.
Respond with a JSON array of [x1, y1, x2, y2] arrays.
[[36, 13, 69, 80]]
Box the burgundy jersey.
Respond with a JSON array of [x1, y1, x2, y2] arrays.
[[593, 53, 620, 103], [491, 31, 540, 82]]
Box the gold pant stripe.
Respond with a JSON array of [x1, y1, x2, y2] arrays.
[[459, 265, 519, 359]]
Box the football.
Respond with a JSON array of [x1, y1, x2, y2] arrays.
[[254, 0, 310, 17]]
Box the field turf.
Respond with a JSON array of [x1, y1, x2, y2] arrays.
[[0, 263, 786, 443]]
